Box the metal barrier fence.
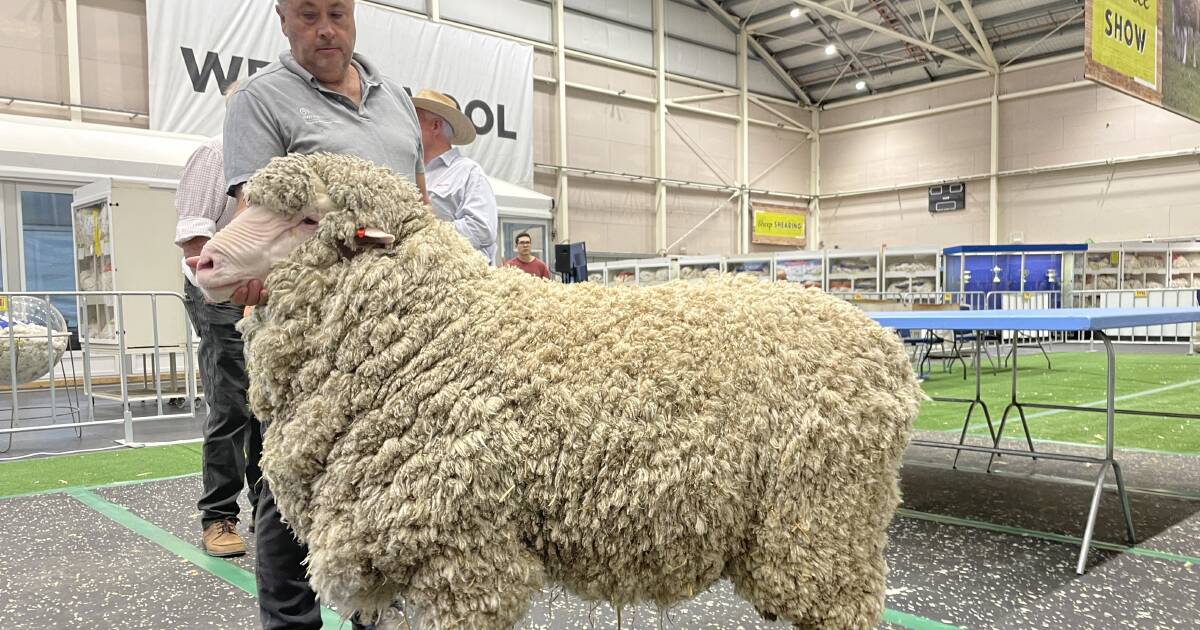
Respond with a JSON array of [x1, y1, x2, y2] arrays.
[[1, 291, 199, 457], [838, 291, 987, 310], [1071, 289, 1200, 348], [846, 287, 1199, 354], [983, 291, 1066, 347]]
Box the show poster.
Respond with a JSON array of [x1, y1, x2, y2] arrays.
[[1163, 0, 1200, 122], [751, 206, 807, 247], [1085, 0, 1200, 123]]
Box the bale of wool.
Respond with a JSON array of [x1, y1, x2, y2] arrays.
[[0, 324, 71, 385], [237, 154, 922, 630]]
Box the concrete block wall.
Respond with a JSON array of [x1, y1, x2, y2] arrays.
[[533, 51, 812, 257], [817, 58, 1200, 250]]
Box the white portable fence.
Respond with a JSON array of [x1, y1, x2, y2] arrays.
[[1, 291, 200, 457], [1070, 289, 1200, 349], [839, 291, 987, 311]]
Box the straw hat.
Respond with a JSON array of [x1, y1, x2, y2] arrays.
[[411, 89, 477, 145]]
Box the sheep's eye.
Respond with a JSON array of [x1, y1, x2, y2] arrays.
[[301, 218, 319, 226]]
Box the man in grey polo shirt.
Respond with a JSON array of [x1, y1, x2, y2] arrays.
[[223, 0, 427, 309], [220, 1, 426, 628]]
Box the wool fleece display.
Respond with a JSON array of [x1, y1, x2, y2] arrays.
[[234, 153, 922, 629]]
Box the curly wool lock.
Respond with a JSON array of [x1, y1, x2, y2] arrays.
[[240, 153, 922, 629]]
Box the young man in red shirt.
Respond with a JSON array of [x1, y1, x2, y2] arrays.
[[504, 232, 551, 279]]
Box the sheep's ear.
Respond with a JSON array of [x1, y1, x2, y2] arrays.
[[354, 227, 395, 246]]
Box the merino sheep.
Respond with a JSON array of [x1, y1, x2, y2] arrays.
[[193, 153, 922, 629]]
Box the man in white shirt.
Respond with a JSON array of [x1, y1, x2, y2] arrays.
[[174, 83, 261, 560], [412, 89, 498, 263]]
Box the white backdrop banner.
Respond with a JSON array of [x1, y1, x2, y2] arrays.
[[146, 0, 534, 185]]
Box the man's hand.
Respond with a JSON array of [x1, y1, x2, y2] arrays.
[[180, 236, 209, 260], [231, 280, 269, 306], [183, 256, 267, 305]]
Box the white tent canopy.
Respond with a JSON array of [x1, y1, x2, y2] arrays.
[[0, 115, 555, 224], [488, 176, 552, 221]]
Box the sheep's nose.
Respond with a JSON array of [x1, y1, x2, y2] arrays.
[[195, 254, 216, 272]]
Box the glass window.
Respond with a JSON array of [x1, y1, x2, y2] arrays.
[[0, 0, 69, 104], [20, 191, 77, 331], [79, 0, 149, 121]]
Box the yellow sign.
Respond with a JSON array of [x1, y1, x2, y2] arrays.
[[943, 293, 952, 303], [1135, 290, 1149, 298], [1110, 251, 1120, 265], [752, 206, 807, 246], [0, 297, 7, 313], [1090, 0, 1158, 89]]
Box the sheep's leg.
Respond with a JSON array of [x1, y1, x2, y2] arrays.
[[406, 537, 544, 630], [728, 460, 895, 629]]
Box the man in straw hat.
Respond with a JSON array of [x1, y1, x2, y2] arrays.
[[412, 89, 499, 264]]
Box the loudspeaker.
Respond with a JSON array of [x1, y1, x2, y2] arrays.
[[554, 242, 589, 283], [554, 242, 586, 273]]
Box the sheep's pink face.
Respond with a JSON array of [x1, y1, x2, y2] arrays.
[[191, 205, 322, 303]]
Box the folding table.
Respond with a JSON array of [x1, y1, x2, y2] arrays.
[[868, 308, 1200, 573]]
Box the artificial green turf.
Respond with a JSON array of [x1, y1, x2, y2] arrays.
[[0, 443, 202, 497], [916, 352, 1200, 454]]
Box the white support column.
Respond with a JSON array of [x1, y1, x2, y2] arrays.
[[989, 74, 1000, 244], [553, 0, 569, 244], [737, 29, 750, 255], [654, 0, 668, 255], [426, 0, 440, 20], [65, 0, 82, 122], [810, 111, 821, 250]]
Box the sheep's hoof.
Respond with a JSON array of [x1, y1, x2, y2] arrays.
[[762, 611, 778, 622]]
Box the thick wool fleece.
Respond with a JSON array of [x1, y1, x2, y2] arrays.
[[241, 154, 922, 630]]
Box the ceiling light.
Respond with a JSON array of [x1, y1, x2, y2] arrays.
[[855, 80, 867, 91], [789, 7, 801, 18], [824, 44, 836, 55]]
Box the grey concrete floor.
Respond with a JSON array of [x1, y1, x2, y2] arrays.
[[2, 343, 1198, 628], [2, 447, 1199, 630]]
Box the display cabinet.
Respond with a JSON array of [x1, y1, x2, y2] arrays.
[[71, 180, 188, 349], [881, 247, 940, 294], [825, 250, 879, 293], [637, 258, 673, 287], [675, 255, 723, 283], [773, 251, 824, 288], [724, 254, 773, 282], [604, 260, 638, 287]]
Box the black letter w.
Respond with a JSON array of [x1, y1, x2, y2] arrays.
[[181, 47, 243, 94]]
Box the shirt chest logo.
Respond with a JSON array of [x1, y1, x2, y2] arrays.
[[298, 107, 335, 126]]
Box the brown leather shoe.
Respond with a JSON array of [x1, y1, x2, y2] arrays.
[[202, 519, 247, 557]]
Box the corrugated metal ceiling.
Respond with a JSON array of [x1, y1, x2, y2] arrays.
[[690, 0, 1085, 104]]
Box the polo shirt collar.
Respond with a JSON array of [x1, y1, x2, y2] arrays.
[[431, 148, 461, 169], [279, 51, 381, 90]]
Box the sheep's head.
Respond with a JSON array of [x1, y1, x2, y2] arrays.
[[192, 153, 428, 302]]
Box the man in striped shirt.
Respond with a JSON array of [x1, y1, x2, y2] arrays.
[[174, 84, 262, 561]]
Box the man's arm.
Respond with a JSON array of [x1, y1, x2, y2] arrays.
[[224, 185, 267, 306], [223, 89, 286, 200], [232, 185, 248, 216], [222, 88, 284, 306], [450, 170, 498, 255], [175, 142, 226, 258], [416, 172, 430, 205]]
